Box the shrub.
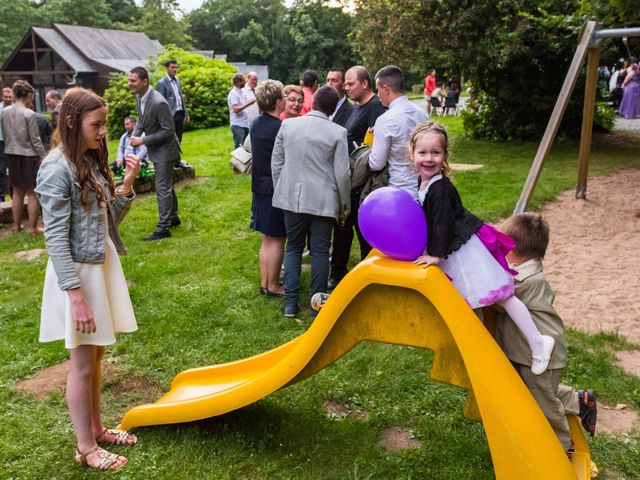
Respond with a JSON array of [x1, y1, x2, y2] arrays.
[[103, 45, 237, 137]]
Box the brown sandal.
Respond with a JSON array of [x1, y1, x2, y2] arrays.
[[97, 428, 137, 446], [75, 446, 127, 470]]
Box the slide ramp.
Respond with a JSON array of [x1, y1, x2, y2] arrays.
[[119, 253, 590, 479]]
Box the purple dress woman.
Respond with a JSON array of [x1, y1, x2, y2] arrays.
[[619, 65, 640, 119]]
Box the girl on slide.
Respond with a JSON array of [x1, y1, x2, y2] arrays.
[[36, 88, 140, 470], [410, 121, 555, 375]]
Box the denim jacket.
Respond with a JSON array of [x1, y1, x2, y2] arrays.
[[35, 147, 135, 291]]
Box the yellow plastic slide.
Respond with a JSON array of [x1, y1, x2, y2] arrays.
[[119, 252, 590, 479]]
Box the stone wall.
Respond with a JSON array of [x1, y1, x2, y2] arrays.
[[0, 166, 195, 224]]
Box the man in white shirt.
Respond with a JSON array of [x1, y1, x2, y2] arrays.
[[227, 73, 256, 148], [242, 71, 260, 125], [369, 65, 428, 199], [156, 59, 190, 168]]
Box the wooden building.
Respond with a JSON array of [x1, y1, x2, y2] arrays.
[[0, 24, 162, 110]]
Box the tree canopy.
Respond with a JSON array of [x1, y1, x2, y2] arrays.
[[353, 0, 638, 139]]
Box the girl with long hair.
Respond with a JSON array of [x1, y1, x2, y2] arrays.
[[35, 87, 140, 470]]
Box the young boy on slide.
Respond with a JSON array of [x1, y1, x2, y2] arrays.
[[496, 212, 597, 457]]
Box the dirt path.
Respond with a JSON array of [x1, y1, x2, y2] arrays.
[[540, 169, 640, 344]]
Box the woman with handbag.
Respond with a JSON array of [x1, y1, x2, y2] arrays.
[[0, 80, 46, 233], [250, 80, 287, 297]]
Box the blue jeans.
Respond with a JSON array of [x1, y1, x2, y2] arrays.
[[283, 211, 334, 310], [231, 125, 249, 148]]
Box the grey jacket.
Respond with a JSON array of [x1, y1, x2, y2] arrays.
[[0, 104, 46, 158], [156, 75, 188, 118], [35, 147, 135, 291], [271, 111, 350, 220], [133, 88, 180, 163]]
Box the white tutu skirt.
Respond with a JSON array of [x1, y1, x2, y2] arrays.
[[439, 234, 515, 309], [40, 235, 138, 349]]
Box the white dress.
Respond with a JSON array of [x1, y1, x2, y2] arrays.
[[419, 176, 515, 309], [40, 216, 138, 349]]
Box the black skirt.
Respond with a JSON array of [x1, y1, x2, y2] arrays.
[[251, 192, 286, 237], [7, 154, 40, 190]]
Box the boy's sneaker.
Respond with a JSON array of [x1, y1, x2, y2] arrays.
[[565, 448, 575, 460], [310, 292, 330, 312], [578, 389, 597, 436]]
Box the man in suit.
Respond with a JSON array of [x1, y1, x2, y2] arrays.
[[326, 68, 354, 128], [155, 59, 190, 168], [45, 90, 62, 130], [271, 85, 351, 318], [328, 66, 387, 290], [128, 66, 181, 241]]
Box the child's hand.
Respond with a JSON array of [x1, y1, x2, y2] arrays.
[[122, 154, 141, 190], [413, 255, 442, 268]]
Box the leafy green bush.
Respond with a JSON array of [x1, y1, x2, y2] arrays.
[[103, 45, 237, 137]]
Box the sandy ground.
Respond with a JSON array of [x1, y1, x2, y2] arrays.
[[541, 169, 640, 344]]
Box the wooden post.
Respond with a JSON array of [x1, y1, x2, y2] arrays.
[[576, 47, 601, 199], [514, 21, 600, 214]]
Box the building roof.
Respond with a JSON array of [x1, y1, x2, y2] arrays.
[[32, 27, 95, 73], [53, 24, 163, 72]]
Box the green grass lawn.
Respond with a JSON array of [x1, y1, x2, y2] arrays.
[[1, 118, 639, 479]]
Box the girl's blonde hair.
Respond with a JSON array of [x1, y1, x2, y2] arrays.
[[409, 121, 451, 176]]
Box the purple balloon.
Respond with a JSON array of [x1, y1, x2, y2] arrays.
[[358, 187, 427, 261]]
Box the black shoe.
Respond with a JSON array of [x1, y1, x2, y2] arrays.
[[143, 230, 171, 241], [260, 287, 268, 295], [171, 217, 181, 227], [578, 389, 597, 436], [176, 160, 191, 169], [284, 304, 298, 318], [327, 273, 345, 291], [266, 289, 284, 298]]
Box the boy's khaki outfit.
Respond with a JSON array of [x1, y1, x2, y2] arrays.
[[495, 258, 580, 450]]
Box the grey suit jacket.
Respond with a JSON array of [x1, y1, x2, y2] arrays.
[[133, 88, 180, 164], [271, 110, 350, 220], [156, 75, 188, 118], [0, 104, 46, 158]]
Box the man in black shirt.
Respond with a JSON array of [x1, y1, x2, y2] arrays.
[[329, 66, 387, 289]]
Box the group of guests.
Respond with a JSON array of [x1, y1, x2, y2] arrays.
[[423, 69, 461, 115], [247, 64, 427, 318], [602, 58, 640, 117], [615, 58, 640, 119], [0, 81, 63, 234]]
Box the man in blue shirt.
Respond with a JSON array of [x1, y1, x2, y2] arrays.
[[112, 116, 148, 174]]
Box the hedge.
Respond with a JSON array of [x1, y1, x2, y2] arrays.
[[104, 46, 237, 137]]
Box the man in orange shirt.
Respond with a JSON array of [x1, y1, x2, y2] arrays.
[[424, 69, 437, 114], [300, 70, 318, 115]]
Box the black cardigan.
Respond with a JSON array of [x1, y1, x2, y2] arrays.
[[421, 176, 483, 258]]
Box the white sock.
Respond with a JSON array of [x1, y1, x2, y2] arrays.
[[497, 295, 544, 358]]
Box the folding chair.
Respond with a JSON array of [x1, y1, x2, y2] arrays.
[[443, 95, 458, 116], [430, 96, 442, 116]]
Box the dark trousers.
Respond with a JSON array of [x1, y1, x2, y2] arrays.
[[283, 211, 334, 309], [0, 141, 7, 201], [330, 190, 371, 279], [173, 110, 185, 166], [231, 125, 249, 149], [154, 160, 179, 232]]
